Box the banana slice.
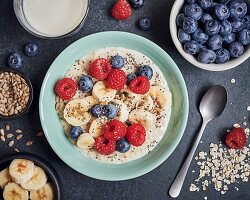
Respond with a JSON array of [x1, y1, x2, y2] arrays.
[[30, 183, 55, 200], [89, 116, 109, 138], [84, 96, 98, 110], [0, 168, 12, 188], [120, 88, 140, 101], [9, 159, 34, 184], [147, 86, 172, 109], [3, 182, 29, 200], [128, 109, 155, 131], [92, 81, 116, 102], [64, 99, 91, 126], [77, 133, 95, 149], [135, 95, 154, 111], [112, 99, 129, 122], [21, 166, 47, 191]]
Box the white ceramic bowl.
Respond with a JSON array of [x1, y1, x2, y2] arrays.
[[169, 0, 250, 71]]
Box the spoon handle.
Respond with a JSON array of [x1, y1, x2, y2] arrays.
[[169, 120, 208, 198]]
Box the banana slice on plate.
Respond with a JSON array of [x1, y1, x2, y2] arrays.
[[3, 182, 29, 200], [9, 159, 34, 184], [92, 81, 116, 102], [64, 99, 91, 126], [30, 183, 55, 200], [21, 166, 47, 191], [84, 96, 98, 110], [112, 99, 129, 122], [147, 86, 172, 109], [77, 133, 95, 149], [89, 116, 109, 138], [129, 109, 155, 131], [135, 95, 154, 111], [0, 167, 12, 188]]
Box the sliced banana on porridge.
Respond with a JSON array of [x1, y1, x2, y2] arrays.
[[147, 86, 171, 109], [129, 109, 155, 131], [84, 96, 98, 110], [135, 95, 154, 111], [89, 116, 109, 138], [112, 99, 129, 122], [92, 81, 117, 102], [77, 133, 95, 149]]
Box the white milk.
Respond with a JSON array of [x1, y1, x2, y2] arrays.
[[23, 0, 88, 36]]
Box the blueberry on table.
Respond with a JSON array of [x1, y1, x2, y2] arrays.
[[184, 3, 203, 20], [127, 73, 137, 85], [220, 20, 232, 36], [178, 29, 191, 43], [200, 13, 213, 24], [229, 41, 244, 57], [242, 15, 250, 29], [215, 48, 230, 64], [104, 104, 118, 119], [198, 49, 216, 64], [90, 104, 104, 118], [8, 53, 23, 69], [69, 126, 83, 140], [111, 55, 125, 69], [176, 13, 186, 27], [116, 138, 130, 153], [138, 18, 152, 31], [231, 18, 244, 32], [237, 29, 250, 45], [129, 0, 144, 9], [137, 65, 153, 80], [183, 17, 198, 33], [207, 35, 223, 51], [184, 40, 200, 54], [24, 43, 38, 57], [204, 20, 221, 36], [78, 75, 93, 92], [228, 0, 247, 19], [192, 29, 208, 44], [223, 33, 236, 44], [197, 0, 213, 9], [214, 4, 230, 21]]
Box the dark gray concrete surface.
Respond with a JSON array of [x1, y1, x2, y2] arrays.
[[0, 0, 249, 199]]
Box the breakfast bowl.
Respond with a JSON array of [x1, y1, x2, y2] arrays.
[[170, 0, 250, 71], [0, 152, 61, 199], [39, 31, 189, 181]]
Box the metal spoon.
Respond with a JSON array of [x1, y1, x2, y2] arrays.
[[169, 85, 227, 198]]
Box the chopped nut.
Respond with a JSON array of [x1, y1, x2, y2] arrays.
[[26, 141, 33, 146], [37, 131, 43, 137], [15, 129, 22, 133], [0, 129, 4, 136], [6, 133, 14, 138], [8, 140, 14, 147], [1, 135, 5, 142], [14, 148, 19, 152], [6, 125, 10, 131], [16, 134, 23, 140]]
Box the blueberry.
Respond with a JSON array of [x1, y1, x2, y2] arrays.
[[220, 20, 232, 35], [129, 0, 144, 9], [237, 29, 250, 45], [90, 104, 104, 118], [178, 28, 191, 43], [215, 48, 230, 63], [192, 29, 209, 44], [69, 126, 83, 141], [207, 35, 223, 51], [218, 0, 230, 3], [8, 53, 23, 69], [127, 73, 137, 85], [242, 15, 250, 29], [197, 0, 213, 9], [223, 33, 236, 43], [231, 18, 244, 32], [204, 20, 221, 36], [104, 104, 118, 119], [78, 75, 93, 92], [184, 40, 200, 54], [214, 4, 230, 20], [184, 3, 203, 20], [186, 0, 196, 3], [24, 43, 38, 57], [116, 138, 130, 153], [138, 18, 152, 31], [137, 65, 153, 80], [200, 13, 213, 23], [198, 49, 216, 64], [176, 13, 186, 27], [228, 0, 247, 19], [183, 17, 198, 33], [229, 41, 244, 57], [111, 55, 125, 69]]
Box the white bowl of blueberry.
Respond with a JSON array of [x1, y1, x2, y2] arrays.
[[170, 0, 250, 71]]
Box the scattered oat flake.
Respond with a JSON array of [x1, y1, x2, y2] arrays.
[[14, 148, 19, 152], [8, 140, 14, 147], [16, 134, 23, 140], [243, 122, 247, 126], [231, 79, 235, 83], [5, 125, 10, 131], [26, 141, 33, 146], [233, 123, 240, 128], [247, 106, 250, 111], [192, 170, 195, 173], [204, 197, 207, 200], [15, 129, 22, 133], [37, 131, 44, 137], [189, 183, 200, 192]]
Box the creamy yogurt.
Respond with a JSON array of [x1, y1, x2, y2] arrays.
[[23, 0, 88, 36]]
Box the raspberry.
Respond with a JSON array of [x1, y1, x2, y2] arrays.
[[126, 124, 146, 147], [129, 76, 150, 94], [112, 0, 131, 20], [107, 69, 127, 90], [55, 78, 77, 100], [225, 127, 247, 149], [95, 135, 116, 155], [89, 58, 112, 80], [103, 120, 127, 141]]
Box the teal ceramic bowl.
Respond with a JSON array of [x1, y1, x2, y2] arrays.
[[39, 31, 189, 181]]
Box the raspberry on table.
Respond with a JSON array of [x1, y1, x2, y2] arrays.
[[89, 58, 112, 80], [107, 69, 127, 90], [126, 124, 146, 147], [129, 76, 150, 94], [95, 135, 116, 155], [112, 0, 131, 20], [103, 120, 127, 141], [55, 78, 77, 100], [225, 127, 247, 149]]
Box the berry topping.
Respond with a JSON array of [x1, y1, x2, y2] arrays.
[[126, 124, 146, 147], [207, 35, 223, 51], [24, 43, 38, 57], [184, 40, 200, 54], [198, 49, 216, 64], [89, 58, 112, 80], [129, 0, 145, 9], [126, 73, 137, 85], [183, 17, 198, 34], [229, 41, 244, 58], [8, 53, 23, 69], [184, 3, 203, 20], [226, 127, 247, 149], [204, 20, 221, 36], [78, 75, 93, 92], [55, 78, 77, 100], [104, 104, 118, 119], [129, 76, 150, 94], [178, 29, 191, 44], [215, 48, 230, 64], [111, 55, 125, 69], [107, 69, 127, 90], [69, 126, 83, 141], [137, 65, 153, 80], [214, 4, 230, 21], [103, 120, 127, 141], [112, 0, 131, 20], [116, 137, 131, 153], [90, 104, 104, 118], [228, 0, 247, 19], [95, 135, 116, 155], [138, 18, 152, 31]]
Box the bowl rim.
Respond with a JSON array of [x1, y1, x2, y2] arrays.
[[39, 31, 189, 181], [0, 152, 61, 200], [169, 0, 250, 71], [0, 67, 33, 120]]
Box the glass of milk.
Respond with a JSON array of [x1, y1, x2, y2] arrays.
[[13, 0, 89, 39]]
